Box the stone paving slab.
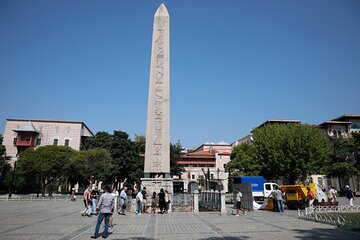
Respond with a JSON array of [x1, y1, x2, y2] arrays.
[[0, 200, 359, 240]]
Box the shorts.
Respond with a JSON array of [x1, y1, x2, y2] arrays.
[[236, 201, 242, 209]]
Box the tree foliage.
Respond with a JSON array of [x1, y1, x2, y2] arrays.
[[228, 124, 331, 184], [170, 142, 185, 178], [226, 142, 259, 176], [16, 146, 76, 196], [0, 135, 11, 192], [255, 124, 331, 183], [327, 134, 360, 188], [63, 148, 111, 188], [83, 131, 144, 187]]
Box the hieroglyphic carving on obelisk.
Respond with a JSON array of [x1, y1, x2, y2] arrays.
[[144, 4, 170, 177]]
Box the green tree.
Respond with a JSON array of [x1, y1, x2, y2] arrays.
[[82, 131, 112, 150], [110, 131, 143, 187], [226, 142, 259, 176], [0, 135, 11, 192], [170, 142, 185, 178], [17, 146, 76, 196], [228, 124, 331, 184], [327, 136, 359, 189], [134, 135, 146, 154], [64, 148, 112, 189]]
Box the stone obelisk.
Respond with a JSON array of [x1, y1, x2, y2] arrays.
[[142, 4, 173, 193]]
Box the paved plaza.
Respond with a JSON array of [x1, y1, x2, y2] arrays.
[[0, 199, 359, 240]]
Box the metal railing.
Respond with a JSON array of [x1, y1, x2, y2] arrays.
[[199, 190, 221, 211], [298, 205, 360, 230], [0, 194, 81, 202]]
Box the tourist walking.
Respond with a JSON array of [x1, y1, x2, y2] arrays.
[[307, 187, 315, 208], [345, 185, 355, 206], [118, 186, 127, 215], [109, 188, 119, 228], [82, 186, 91, 216], [235, 188, 246, 216], [91, 186, 115, 239]]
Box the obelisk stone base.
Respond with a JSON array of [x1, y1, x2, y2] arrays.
[[141, 178, 173, 194]]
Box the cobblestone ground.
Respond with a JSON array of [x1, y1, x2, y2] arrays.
[[0, 197, 359, 240]]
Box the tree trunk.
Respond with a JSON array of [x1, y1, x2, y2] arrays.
[[42, 179, 46, 197]]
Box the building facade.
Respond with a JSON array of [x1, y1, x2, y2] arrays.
[[3, 119, 94, 165], [318, 114, 360, 193], [176, 142, 232, 193]]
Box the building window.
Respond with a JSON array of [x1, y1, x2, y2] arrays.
[[223, 164, 226, 169], [351, 123, 360, 130], [65, 139, 69, 146], [192, 175, 195, 179], [36, 138, 41, 146], [53, 139, 58, 146], [13, 138, 17, 145], [318, 177, 323, 187], [332, 130, 337, 137], [211, 174, 214, 179], [337, 130, 342, 138]]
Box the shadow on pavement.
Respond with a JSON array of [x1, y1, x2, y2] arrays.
[[292, 227, 360, 239]]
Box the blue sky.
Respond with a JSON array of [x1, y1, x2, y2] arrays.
[[1, 0, 359, 148]]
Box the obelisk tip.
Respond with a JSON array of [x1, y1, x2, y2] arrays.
[[155, 3, 169, 17]]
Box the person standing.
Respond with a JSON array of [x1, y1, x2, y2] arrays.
[[235, 188, 246, 216], [307, 187, 315, 208], [71, 188, 76, 202], [142, 187, 148, 214], [82, 186, 91, 216], [271, 189, 278, 212], [91, 188, 99, 215], [275, 188, 284, 212], [164, 190, 170, 213], [345, 185, 355, 207], [158, 189, 166, 214], [151, 191, 157, 214], [135, 189, 143, 215], [118, 187, 127, 215], [91, 186, 115, 239]]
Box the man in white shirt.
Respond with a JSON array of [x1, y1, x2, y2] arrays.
[[135, 189, 143, 215], [235, 188, 246, 216]]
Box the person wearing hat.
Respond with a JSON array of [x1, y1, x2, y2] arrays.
[[345, 185, 355, 207]]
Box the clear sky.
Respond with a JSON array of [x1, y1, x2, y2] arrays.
[[1, 0, 359, 148]]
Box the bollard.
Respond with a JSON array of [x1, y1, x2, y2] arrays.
[[193, 190, 199, 213], [220, 191, 227, 214]]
